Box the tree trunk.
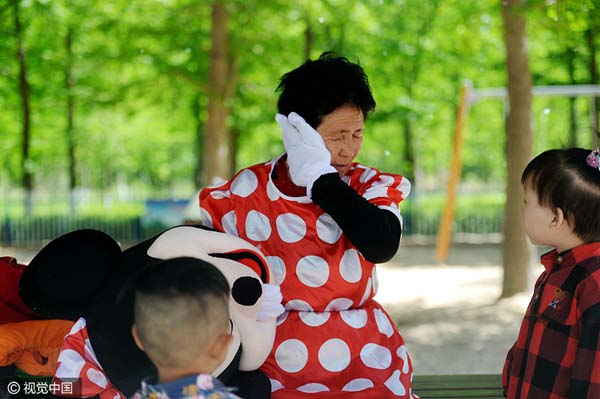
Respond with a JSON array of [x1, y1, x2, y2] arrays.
[[569, 98, 578, 147], [500, 0, 535, 298], [202, 1, 235, 186], [192, 92, 203, 187], [566, 46, 578, 147], [401, 118, 415, 184], [304, 13, 312, 60], [12, 0, 33, 215], [65, 27, 77, 214], [229, 127, 238, 174], [586, 28, 599, 147]]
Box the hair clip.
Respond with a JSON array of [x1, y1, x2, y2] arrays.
[[587, 148, 600, 171]]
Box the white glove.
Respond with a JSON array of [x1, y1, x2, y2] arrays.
[[276, 112, 337, 197], [256, 283, 285, 321]]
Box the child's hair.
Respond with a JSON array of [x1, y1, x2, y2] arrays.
[[133, 257, 230, 368], [521, 147, 600, 242]]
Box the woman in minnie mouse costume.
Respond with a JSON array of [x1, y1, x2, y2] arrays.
[[17, 226, 283, 399], [200, 52, 416, 398]]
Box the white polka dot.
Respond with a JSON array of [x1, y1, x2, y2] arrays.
[[360, 343, 392, 369], [339, 249, 362, 283], [296, 256, 329, 287], [267, 182, 280, 201], [358, 278, 372, 306], [55, 349, 86, 378], [384, 370, 407, 396], [396, 178, 411, 197], [276, 311, 289, 326], [374, 308, 394, 337], [113, 394, 121, 399], [221, 211, 238, 236], [245, 210, 271, 241], [275, 339, 309, 373], [207, 178, 227, 188], [266, 256, 286, 285], [285, 299, 313, 312], [86, 368, 107, 388], [299, 311, 330, 327], [397, 345, 410, 374], [297, 383, 329, 393], [325, 297, 353, 311], [363, 187, 389, 201], [231, 170, 258, 198], [359, 168, 377, 183], [316, 213, 342, 244], [68, 318, 87, 335], [270, 379, 284, 392], [209, 189, 231, 200], [276, 213, 307, 243], [342, 175, 351, 185], [377, 175, 396, 187], [318, 339, 351, 372], [342, 378, 374, 392], [340, 309, 368, 329], [372, 268, 379, 295], [199, 208, 213, 229], [83, 339, 100, 367]]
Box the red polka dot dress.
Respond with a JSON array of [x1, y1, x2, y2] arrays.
[[199, 156, 416, 399]]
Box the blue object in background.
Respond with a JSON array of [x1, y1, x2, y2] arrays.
[[143, 199, 190, 228]]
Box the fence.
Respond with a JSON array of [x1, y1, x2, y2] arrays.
[[0, 216, 167, 246], [0, 209, 504, 246]]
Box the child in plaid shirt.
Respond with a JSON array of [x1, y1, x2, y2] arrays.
[[130, 257, 242, 399], [503, 148, 600, 399]]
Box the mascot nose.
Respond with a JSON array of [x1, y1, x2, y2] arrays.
[[231, 277, 262, 306]]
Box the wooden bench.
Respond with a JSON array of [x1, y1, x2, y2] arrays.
[[413, 374, 503, 398]]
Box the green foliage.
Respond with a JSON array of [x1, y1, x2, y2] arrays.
[[0, 0, 598, 208]]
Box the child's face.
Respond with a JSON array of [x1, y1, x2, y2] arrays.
[[522, 182, 556, 247]]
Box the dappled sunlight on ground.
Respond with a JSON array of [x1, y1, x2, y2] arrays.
[[378, 244, 542, 375]]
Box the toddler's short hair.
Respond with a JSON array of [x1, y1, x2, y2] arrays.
[[133, 257, 230, 368], [522, 148, 600, 242]]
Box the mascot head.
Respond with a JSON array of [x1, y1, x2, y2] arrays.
[[19, 225, 279, 398]]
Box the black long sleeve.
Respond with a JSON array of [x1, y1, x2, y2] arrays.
[[311, 173, 401, 263]]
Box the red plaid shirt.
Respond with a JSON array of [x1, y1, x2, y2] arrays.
[[503, 242, 600, 398]]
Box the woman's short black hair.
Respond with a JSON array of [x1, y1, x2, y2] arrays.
[[276, 51, 376, 128], [521, 148, 600, 242]]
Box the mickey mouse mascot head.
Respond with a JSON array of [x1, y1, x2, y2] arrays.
[[19, 225, 283, 399]]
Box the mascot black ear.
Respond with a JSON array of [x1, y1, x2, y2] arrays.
[[19, 229, 122, 320]]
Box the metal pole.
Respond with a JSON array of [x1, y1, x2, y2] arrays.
[[435, 81, 472, 264]]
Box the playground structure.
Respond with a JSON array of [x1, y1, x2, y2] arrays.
[[435, 82, 600, 263]]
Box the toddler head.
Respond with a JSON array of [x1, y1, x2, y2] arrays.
[[521, 148, 600, 248], [132, 257, 231, 382]]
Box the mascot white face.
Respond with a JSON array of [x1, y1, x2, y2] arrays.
[[146, 226, 279, 375]]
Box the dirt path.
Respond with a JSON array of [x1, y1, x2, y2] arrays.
[[380, 243, 540, 375]]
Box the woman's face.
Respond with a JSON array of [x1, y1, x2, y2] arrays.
[[316, 104, 364, 176]]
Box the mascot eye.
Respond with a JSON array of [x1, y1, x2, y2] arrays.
[[231, 277, 262, 306]]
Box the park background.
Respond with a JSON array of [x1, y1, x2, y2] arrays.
[[1, 0, 599, 375]]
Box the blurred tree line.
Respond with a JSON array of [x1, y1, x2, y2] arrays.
[[0, 0, 598, 203]]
